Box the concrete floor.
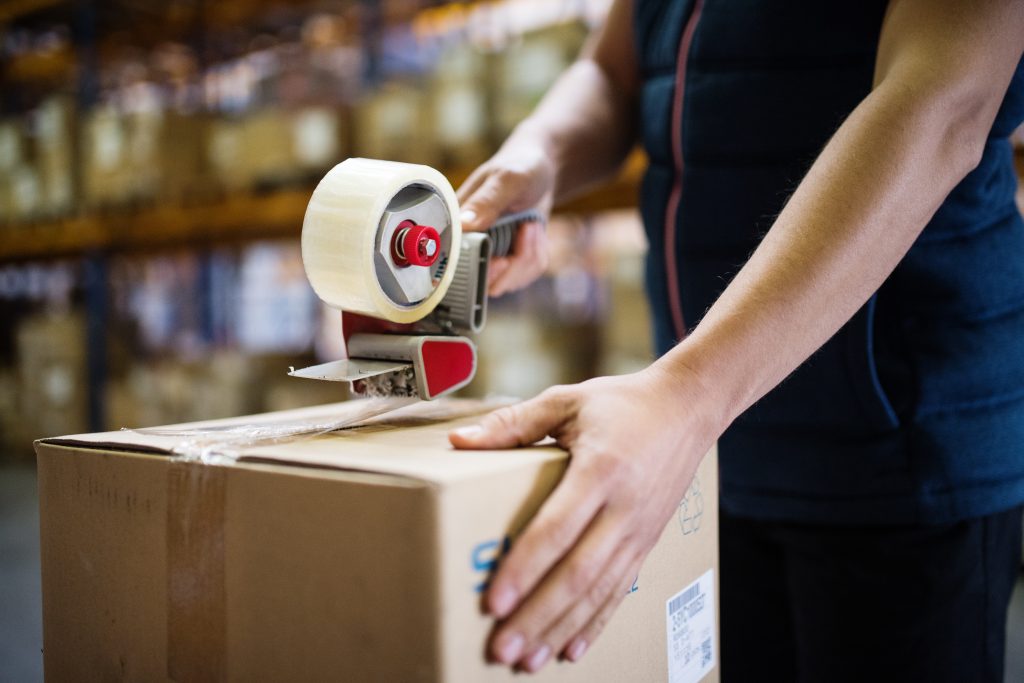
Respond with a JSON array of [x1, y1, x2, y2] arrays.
[[0, 466, 43, 682], [2, 464, 1023, 681]]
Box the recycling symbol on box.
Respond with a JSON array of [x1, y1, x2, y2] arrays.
[[677, 475, 704, 535]]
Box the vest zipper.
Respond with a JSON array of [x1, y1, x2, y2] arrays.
[[663, 0, 705, 341]]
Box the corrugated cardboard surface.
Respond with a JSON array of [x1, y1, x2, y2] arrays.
[[36, 399, 718, 682]]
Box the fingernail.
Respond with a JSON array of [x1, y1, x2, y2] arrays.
[[453, 425, 482, 440], [460, 209, 477, 226], [524, 644, 551, 672], [565, 637, 588, 662], [494, 631, 524, 664], [489, 584, 517, 617]]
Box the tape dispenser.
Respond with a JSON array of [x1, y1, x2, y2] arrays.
[[290, 157, 542, 400]]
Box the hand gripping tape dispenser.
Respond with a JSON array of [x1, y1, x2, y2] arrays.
[[290, 157, 541, 400]]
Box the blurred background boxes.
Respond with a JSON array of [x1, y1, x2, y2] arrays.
[[32, 95, 75, 217], [0, 0, 1018, 460], [493, 23, 587, 137], [352, 80, 438, 165], [81, 104, 133, 207], [0, 0, 643, 466], [14, 311, 88, 445]]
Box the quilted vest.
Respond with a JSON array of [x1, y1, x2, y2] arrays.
[[635, 0, 1024, 524]]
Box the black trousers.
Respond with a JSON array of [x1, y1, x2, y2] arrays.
[[720, 505, 1023, 682]]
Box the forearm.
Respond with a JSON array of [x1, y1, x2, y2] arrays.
[[656, 43, 1022, 431]]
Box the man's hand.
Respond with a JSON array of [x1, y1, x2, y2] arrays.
[[457, 141, 555, 297], [448, 365, 718, 673]]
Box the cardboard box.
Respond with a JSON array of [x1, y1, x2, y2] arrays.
[[159, 112, 215, 202], [36, 400, 719, 682], [240, 109, 299, 188], [82, 105, 132, 207], [17, 311, 88, 441], [352, 81, 438, 165], [28, 95, 76, 217], [493, 24, 587, 138]]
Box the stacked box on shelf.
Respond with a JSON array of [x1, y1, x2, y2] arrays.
[[470, 309, 602, 401], [104, 351, 348, 432], [429, 43, 491, 168], [0, 121, 17, 223], [159, 111, 216, 202], [83, 105, 216, 207], [492, 23, 587, 138], [207, 116, 249, 192], [34, 95, 76, 217], [352, 80, 438, 165], [240, 109, 300, 189], [123, 107, 164, 203], [105, 353, 250, 430], [207, 106, 345, 193], [594, 211, 655, 376], [290, 106, 345, 177], [15, 311, 89, 445], [0, 117, 44, 223], [82, 104, 134, 207], [3, 167, 42, 224], [0, 367, 25, 459]]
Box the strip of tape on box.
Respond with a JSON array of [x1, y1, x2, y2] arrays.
[[158, 396, 415, 680], [167, 460, 228, 680]]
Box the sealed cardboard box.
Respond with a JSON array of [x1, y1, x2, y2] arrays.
[[36, 399, 719, 682]]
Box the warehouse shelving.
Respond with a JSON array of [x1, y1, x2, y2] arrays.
[[4, 0, 1020, 443], [0, 151, 645, 263], [5, 145, 1018, 265], [0, 0, 623, 438], [0, 0, 65, 23]]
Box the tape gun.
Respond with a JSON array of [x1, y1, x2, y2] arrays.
[[289, 157, 542, 400]]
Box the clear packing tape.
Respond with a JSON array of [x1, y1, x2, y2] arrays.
[[130, 397, 420, 464], [301, 158, 462, 323], [126, 396, 518, 465]]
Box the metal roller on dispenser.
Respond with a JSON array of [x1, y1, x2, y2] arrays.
[[291, 157, 544, 400]]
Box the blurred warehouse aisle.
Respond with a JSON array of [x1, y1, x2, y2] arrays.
[[0, 0, 649, 455]]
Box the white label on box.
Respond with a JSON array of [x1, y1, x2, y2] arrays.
[[666, 569, 716, 683]]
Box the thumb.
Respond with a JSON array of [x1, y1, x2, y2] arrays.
[[449, 392, 573, 450]]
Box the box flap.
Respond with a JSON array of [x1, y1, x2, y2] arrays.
[[40, 398, 566, 485]]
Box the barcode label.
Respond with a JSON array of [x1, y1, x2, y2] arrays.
[[666, 570, 715, 683], [668, 583, 700, 616]]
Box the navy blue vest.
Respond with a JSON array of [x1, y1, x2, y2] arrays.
[[635, 0, 1024, 524]]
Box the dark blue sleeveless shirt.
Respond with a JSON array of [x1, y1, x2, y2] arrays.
[[635, 0, 1024, 524]]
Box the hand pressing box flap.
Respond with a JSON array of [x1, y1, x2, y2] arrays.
[[35, 398, 718, 682]]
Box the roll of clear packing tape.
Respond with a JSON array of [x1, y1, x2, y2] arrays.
[[302, 158, 462, 323]]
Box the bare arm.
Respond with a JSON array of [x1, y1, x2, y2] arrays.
[[520, 0, 640, 201], [457, 0, 638, 294], [450, 0, 1024, 674], [659, 0, 1024, 428]]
